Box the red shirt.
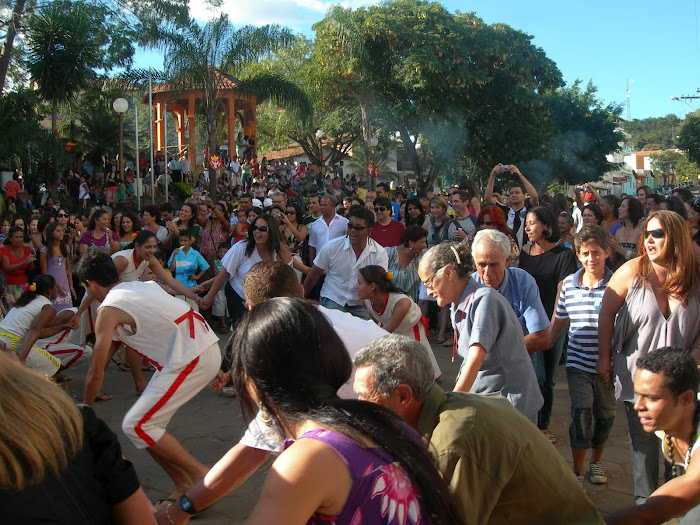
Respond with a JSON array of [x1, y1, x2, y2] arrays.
[[370, 220, 405, 248], [4, 180, 21, 199], [0, 244, 31, 284]]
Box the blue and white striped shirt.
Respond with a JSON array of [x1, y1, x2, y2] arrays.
[[555, 267, 612, 373]]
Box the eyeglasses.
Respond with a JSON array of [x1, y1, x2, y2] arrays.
[[644, 229, 665, 239], [252, 225, 269, 232], [421, 269, 443, 290], [58, 213, 68, 218], [375, 206, 388, 212], [285, 211, 296, 215], [347, 223, 369, 231], [482, 221, 493, 226]]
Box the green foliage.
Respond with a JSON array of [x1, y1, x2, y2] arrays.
[[676, 155, 700, 182], [25, 129, 68, 193], [312, 0, 564, 192], [649, 149, 682, 175], [0, 88, 42, 170], [522, 80, 623, 187], [678, 111, 700, 167], [173, 181, 192, 199], [623, 114, 681, 151]]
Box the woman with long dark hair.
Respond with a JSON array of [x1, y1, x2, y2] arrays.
[[519, 206, 578, 442], [403, 197, 429, 229], [77, 208, 119, 259], [610, 197, 644, 266], [118, 211, 139, 249], [165, 203, 200, 251], [196, 197, 230, 280], [357, 265, 441, 379], [201, 214, 293, 325], [231, 297, 462, 524], [40, 222, 75, 312]]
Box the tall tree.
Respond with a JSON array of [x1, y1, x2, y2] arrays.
[[157, 14, 312, 196], [25, 1, 102, 133], [520, 80, 623, 187], [678, 110, 700, 167]]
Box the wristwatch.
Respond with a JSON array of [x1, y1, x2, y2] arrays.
[[179, 494, 201, 516]]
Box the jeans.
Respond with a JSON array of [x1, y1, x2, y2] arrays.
[[625, 401, 660, 504], [566, 367, 616, 450], [537, 329, 566, 430], [319, 297, 370, 320]]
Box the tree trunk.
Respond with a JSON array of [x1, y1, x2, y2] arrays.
[[0, 0, 27, 95], [207, 109, 218, 197], [51, 98, 58, 136]]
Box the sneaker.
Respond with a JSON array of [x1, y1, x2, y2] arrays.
[[575, 472, 585, 490], [588, 461, 608, 484]]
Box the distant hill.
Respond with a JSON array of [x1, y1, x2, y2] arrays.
[[622, 114, 683, 151]]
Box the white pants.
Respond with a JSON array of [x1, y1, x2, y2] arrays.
[[122, 343, 221, 448], [39, 329, 93, 369]]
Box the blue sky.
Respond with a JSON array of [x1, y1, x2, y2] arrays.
[[136, 0, 700, 120]]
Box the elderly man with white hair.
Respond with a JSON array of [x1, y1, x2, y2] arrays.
[[470, 229, 550, 354]]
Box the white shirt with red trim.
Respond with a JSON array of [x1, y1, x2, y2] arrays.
[[99, 281, 219, 372], [112, 249, 149, 282]]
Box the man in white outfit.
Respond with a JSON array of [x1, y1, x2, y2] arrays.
[[155, 261, 388, 522], [75, 250, 221, 506]]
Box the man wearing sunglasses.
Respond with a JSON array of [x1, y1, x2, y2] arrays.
[[304, 206, 388, 319], [370, 196, 405, 247]]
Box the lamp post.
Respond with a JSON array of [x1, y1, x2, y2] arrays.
[[315, 129, 325, 170], [112, 98, 128, 178], [671, 94, 698, 112]]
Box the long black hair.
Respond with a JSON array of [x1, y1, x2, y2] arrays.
[[15, 274, 55, 308], [403, 197, 426, 228], [230, 298, 463, 524], [245, 214, 283, 258], [44, 222, 67, 259]]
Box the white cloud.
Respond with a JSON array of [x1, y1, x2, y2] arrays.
[[188, 0, 377, 34]]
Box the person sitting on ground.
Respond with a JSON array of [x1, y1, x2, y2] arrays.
[[353, 334, 605, 525], [606, 347, 700, 525], [0, 352, 157, 524]]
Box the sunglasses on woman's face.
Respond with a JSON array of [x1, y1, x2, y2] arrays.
[[285, 210, 295, 215], [58, 213, 68, 218], [252, 225, 269, 232], [643, 229, 665, 239]]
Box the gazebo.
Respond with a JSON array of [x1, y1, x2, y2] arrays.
[[144, 68, 257, 168]]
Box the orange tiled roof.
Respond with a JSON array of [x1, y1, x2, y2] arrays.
[[151, 68, 243, 95]]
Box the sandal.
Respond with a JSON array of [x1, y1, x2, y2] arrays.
[[542, 429, 557, 444], [53, 372, 72, 383], [111, 357, 131, 372], [94, 393, 113, 402]]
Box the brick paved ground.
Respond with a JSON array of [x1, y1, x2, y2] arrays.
[[58, 338, 681, 524]]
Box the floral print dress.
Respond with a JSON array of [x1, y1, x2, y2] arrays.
[[284, 428, 433, 525]]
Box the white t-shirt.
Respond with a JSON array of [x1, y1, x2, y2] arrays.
[[220, 240, 281, 298], [239, 305, 388, 452]]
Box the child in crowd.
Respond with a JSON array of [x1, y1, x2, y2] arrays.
[[548, 224, 616, 489], [168, 229, 209, 309], [232, 209, 248, 243], [212, 242, 229, 334]]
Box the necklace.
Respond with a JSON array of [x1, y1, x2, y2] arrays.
[[666, 405, 700, 477]]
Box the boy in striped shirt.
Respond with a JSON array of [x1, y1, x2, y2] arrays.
[[549, 224, 616, 489]]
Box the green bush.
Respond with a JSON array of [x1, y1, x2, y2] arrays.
[[174, 182, 192, 199]]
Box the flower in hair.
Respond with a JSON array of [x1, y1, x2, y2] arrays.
[[385, 272, 394, 280], [132, 231, 139, 240], [29, 283, 36, 292]]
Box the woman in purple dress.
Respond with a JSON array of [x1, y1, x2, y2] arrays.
[[40, 222, 75, 312], [231, 297, 462, 524]]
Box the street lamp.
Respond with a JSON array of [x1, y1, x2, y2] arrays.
[[315, 129, 325, 169], [671, 95, 697, 111], [113, 98, 128, 178]]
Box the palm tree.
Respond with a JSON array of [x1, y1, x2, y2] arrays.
[[157, 14, 312, 196], [25, 0, 101, 134]]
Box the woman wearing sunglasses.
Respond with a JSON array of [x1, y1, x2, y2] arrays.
[[201, 214, 293, 324], [597, 209, 700, 505]]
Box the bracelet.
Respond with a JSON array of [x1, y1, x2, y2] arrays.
[[163, 503, 176, 525]]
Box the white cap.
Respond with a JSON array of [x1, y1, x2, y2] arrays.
[[263, 198, 273, 208], [251, 198, 263, 208]]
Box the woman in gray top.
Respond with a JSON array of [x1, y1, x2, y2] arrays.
[[597, 210, 700, 504]]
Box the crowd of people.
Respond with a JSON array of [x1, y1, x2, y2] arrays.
[[2, 158, 700, 524]]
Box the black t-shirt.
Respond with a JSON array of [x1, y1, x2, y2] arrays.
[[2, 406, 140, 525], [518, 245, 578, 318]]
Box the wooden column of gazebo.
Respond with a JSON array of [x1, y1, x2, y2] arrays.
[[144, 69, 258, 174]]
